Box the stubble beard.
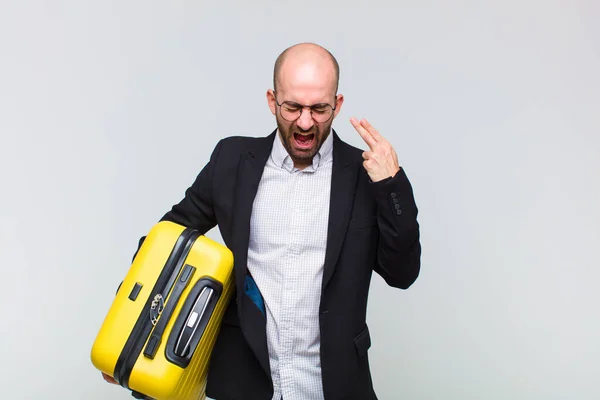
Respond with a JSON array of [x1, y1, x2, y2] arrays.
[[276, 118, 332, 166]]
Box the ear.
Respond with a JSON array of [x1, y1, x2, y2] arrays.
[[266, 89, 277, 115], [332, 94, 344, 119]]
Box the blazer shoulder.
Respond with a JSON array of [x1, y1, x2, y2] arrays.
[[334, 134, 365, 162], [207, 134, 275, 166], [216, 134, 273, 153]]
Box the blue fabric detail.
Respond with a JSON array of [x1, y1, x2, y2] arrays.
[[244, 275, 265, 315]]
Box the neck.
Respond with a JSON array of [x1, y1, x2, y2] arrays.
[[292, 157, 312, 170]]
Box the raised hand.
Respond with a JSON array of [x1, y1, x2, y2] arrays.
[[350, 117, 400, 182]]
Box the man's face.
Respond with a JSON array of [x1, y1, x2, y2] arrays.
[[267, 62, 344, 168]]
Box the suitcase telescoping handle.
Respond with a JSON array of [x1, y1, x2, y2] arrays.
[[165, 277, 222, 368], [173, 286, 214, 358]]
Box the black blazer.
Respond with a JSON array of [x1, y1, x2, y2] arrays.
[[153, 129, 421, 400]]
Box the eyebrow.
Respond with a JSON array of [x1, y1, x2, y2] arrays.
[[283, 100, 331, 107]]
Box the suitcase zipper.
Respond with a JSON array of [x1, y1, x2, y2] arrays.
[[113, 227, 199, 389], [141, 262, 197, 359]]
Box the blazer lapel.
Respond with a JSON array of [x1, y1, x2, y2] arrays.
[[230, 129, 275, 377], [322, 130, 360, 292]]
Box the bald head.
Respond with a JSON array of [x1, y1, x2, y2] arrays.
[[273, 43, 340, 95]]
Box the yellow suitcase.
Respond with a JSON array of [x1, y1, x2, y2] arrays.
[[91, 221, 235, 400]]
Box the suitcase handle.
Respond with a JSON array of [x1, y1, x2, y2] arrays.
[[173, 286, 214, 358], [165, 277, 223, 368]]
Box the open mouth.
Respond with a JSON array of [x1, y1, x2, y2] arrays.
[[293, 132, 315, 149]]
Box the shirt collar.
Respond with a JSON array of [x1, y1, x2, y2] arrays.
[[272, 129, 334, 173]]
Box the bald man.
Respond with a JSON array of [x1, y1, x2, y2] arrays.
[[110, 43, 421, 400]]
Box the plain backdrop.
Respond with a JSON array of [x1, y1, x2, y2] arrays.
[[1, 1, 599, 399]]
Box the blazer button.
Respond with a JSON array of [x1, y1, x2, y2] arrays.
[[390, 193, 397, 199], [396, 209, 403, 215], [394, 204, 400, 209], [393, 198, 399, 204]]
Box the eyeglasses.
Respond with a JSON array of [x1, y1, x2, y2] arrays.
[[274, 95, 336, 123]]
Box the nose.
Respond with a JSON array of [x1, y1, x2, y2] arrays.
[[296, 107, 315, 131]]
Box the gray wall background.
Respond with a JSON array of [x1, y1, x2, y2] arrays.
[[1, 1, 599, 399]]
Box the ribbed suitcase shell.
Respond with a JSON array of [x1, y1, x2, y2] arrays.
[[91, 221, 235, 400]]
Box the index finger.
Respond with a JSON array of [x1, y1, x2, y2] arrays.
[[360, 119, 386, 143], [350, 117, 377, 150]]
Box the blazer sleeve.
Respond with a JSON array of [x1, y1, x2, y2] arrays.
[[132, 139, 224, 260], [370, 168, 422, 289]]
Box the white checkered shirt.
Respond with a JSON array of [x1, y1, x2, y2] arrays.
[[246, 130, 334, 400]]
